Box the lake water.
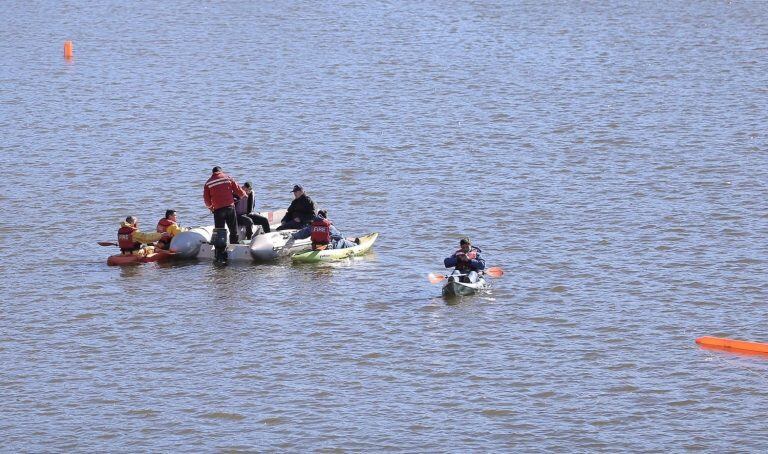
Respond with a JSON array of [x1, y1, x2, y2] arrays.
[[2, 0, 768, 451]]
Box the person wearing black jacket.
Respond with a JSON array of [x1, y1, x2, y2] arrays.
[[276, 184, 317, 230], [234, 182, 271, 240]]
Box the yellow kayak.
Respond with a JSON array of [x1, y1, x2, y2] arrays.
[[291, 233, 378, 263]]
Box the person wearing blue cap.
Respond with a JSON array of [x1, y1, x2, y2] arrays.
[[276, 184, 316, 231]]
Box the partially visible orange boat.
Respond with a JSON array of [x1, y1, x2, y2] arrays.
[[695, 336, 768, 354], [107, 250, 175, 266]]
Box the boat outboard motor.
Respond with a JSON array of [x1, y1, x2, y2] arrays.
[[212, 228, 228, 263]]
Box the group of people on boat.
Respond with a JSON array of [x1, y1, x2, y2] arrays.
[[115, 166, 361, 256]]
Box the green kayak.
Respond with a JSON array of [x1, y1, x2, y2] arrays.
[[291, 233, 378, 263], [442, 274, 488, 297]]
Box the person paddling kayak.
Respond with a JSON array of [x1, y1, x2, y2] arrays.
[[154, 209, 189, 250], [291, 209, 359, 250], [117, 216, 167, 255], [444, 237, 486, 283]]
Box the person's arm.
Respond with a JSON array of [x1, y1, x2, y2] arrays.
[[231, 179, 247, 199], [291, 225, 311, 240], [444, 253, 459, 268], [134, 231, 165, 244], [203, 185, 212, 210], [282, 199, 296, 223], [167, 224, 183, 237], [468, 250, 485, 270]]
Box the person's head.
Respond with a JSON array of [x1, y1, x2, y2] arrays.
[[243, 181, 253, 193], [318, 209, 327, 219], [212, 166, 222, 174], [125, 215, 137, 226], [292, 184, 304, 198], [165, 209, 177, 220], [459, 237, 471, 253]]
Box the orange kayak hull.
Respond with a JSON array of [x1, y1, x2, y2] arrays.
[[107, 250, 175, 266], [695, 336, 768, 354]]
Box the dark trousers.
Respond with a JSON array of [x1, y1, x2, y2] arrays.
[[213, 205, 239, 244], [245, 213, 271, 237], [276, 219, 306, 231]]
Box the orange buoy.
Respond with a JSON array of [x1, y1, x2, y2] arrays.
[[64, 40, 73, 58], [695, 336, 768, 354]]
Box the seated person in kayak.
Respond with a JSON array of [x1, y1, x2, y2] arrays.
[[117, 216, 168, 255], [234, 181, 271, 240], [291, 210, 359, 250], [444, 237, 486, 283], [154, 209, 189, 250], [276, 184, 316, 230]]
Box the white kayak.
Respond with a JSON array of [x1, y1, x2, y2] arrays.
[[442, 274, 488, 297], [249, 230, 312, 261]]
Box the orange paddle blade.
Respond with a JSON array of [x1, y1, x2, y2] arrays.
[[485, 267, 504, 278], [98, 242, 118, 247], [428, 273, 447, 284]]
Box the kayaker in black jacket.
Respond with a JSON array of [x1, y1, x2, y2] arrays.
[[276, 185, 317, 230], [444, 237, 486, 283]]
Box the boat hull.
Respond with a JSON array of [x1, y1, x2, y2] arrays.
[[106, 250, 175, 266], [250, 230, 312, 261], [442, 275, 488, 297], [291, 233, 378, 263]]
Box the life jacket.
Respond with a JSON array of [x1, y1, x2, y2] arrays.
[[155, 218, 175, 248], [156, 218, 176, 233], [454, 248, 478, 271], [310, 218, 332, 249], [118, 225, 140, 253]]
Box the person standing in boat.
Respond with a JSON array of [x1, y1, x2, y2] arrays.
[[276, 184, 316, 231], [234, 181, 271, 240], [154, 209, 188, 250], [203, 166, 247, 245], [117, 216, 167, 255], [444, 237, 486, 283], [291, 210, 359, 250]]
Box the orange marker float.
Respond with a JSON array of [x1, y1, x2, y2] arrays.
[[696, 336, 768, 354], [64, 40, 73, 58]]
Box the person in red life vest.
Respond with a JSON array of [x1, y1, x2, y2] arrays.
[[117, 216, 166, 255], [203, 166, 247, 245], [444, 237, 486, 283], [291, 209, 359, 250], [234, 182, 271, 240], [276, 184, 316, 231], [154, 209, 188, 250]]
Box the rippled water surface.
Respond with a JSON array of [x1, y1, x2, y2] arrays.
[[2, 1, 768, 451]]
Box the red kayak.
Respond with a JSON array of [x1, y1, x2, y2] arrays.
[[107, 249, 175, 266]]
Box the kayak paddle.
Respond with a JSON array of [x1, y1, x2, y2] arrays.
[[98, 241, 118, 247], [428, 266, 504, 283]]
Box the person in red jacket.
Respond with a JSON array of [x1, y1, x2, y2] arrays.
[[203, 166, 247, 245]]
